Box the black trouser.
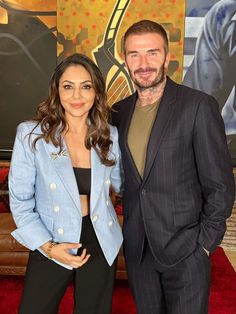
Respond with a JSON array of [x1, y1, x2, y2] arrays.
[[19, 215, 116, 314], [126, 239, 211, 314]]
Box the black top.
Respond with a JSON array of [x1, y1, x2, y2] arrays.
[[73, 167, 91, 195]]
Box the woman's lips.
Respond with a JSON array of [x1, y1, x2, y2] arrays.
[[71, 103, 83, 109]]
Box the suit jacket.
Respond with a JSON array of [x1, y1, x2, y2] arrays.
[[111, 77, 235, 267], [9, 121, 123, 269]]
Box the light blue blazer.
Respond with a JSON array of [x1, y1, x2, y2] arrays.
[[9, 121, 123, 269]]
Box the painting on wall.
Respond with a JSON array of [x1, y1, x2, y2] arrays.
[[57, 0, 186, 106], [0, 0, 186, 159], [0, 0, 57, 159], [1, 0, 234, 165], [182, 0, 236, 164]]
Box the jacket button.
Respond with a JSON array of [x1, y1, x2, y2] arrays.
[[92, 215, 98, 222], [50, 183, 57, 190], [57, 228, 64, 235], [53, 206, 60, 212], [106, 178, 111, 185], [106, 200, 109, 206], [108, 220, 113, 227], [141, 189, 146, 195]]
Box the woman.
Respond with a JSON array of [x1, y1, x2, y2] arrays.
[[9, 53, 123, 314]]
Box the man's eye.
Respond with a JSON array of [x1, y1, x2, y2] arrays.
[[148, 52, 157, 56], [130, 53, 138, 58]]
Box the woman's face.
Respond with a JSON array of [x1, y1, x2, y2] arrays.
[[58, 64, 96, 121]]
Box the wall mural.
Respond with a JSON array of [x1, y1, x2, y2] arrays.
[[182, 0, 236, 164], [57, 0, 185, 106], [0, 0, 57, 159], [0, 0, 235, 164]]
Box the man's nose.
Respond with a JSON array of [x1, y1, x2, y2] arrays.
[[139, 54, 148, 66]]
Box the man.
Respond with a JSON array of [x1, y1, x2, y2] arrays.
[[111, 20, 235, 314]]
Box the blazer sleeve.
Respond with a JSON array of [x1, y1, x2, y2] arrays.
[[9, 122, 52, 250], [109, 125, 123, 194], [193, 95, 235, 251]]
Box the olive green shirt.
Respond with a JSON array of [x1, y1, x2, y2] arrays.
[[128, 100, 160, 178]]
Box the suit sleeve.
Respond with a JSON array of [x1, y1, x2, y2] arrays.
[[193, 95, 235, 252], [9, 123, 52, 250]]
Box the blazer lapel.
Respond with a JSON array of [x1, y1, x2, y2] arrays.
[[43, 140, 81, 213], [122, 92, 142, 184], [142, 78, 178, 184], [90, 147, 106, 213]]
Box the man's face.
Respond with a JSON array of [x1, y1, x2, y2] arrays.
[[124, 32, 170, 90]]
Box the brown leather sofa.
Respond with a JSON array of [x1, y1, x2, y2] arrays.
[[0, 163, 127, 279]]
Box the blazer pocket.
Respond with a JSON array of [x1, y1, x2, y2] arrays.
[[174, 210, 199, 230]]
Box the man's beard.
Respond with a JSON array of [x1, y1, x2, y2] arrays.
[[129, 63, 166, 91]]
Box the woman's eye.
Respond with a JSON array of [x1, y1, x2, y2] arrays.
[[63, 84, 72, 90], [82, 84, 92, 90]]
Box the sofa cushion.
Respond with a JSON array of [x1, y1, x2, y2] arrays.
[[0, 213, 27, 252], [0, 167, 10, 213]]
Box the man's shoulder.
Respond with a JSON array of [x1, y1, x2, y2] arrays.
[[112, 92, 137, 109], [110, 92, 137, 126], [177, 79, 215, 102]]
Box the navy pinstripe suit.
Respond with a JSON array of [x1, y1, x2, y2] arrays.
[[111, 77, 235, 314]]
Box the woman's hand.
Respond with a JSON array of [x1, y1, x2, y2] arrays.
[[41, 242, 90, 268]]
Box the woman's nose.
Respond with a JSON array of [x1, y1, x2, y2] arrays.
[[72, 87, 81, 99]]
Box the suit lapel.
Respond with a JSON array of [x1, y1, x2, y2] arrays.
[[142, 78, 178, 184], [90, 148, 105, 213], [43, 140, 81, 212], [122, 92, 142, 184]]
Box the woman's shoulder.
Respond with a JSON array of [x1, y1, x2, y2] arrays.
[[17, 120, 42, 134], [15, 121, 43, 143]]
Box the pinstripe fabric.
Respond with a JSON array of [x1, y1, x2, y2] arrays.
[[111, 77, 235, 313], [126, 241, 210, 314]]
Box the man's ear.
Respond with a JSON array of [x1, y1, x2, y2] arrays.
[[164, 51, 170, 71], [123, 52, 128, 70]]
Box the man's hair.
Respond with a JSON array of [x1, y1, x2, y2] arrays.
[[123, 19, 169, 54]]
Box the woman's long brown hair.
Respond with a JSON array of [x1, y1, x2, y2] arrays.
[[30, 53, 115, 166]]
